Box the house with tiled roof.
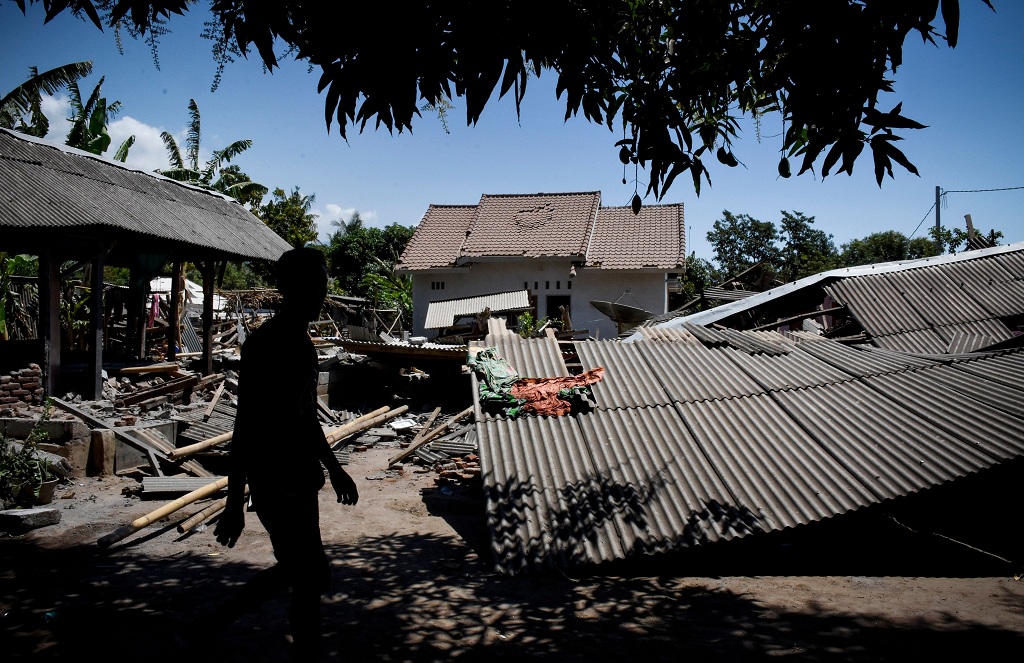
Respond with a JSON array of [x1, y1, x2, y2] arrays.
[[397, 192, 686, 340]]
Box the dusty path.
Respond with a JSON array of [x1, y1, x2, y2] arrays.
[[2, 445, 1023, 662]]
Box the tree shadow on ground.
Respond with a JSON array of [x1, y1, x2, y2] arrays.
[[2, 502, 1022, 663], [2, 460, 1023, 662]]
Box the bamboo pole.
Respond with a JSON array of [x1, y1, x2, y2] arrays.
[[177, 486, 249, 534], [166, 431, 233, 460], [325, 405, 408, 447], [166, 404, 404, 461], [97, 477, 228, 548], [388, 406, 474, 467]]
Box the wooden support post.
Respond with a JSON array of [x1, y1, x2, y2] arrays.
[[38, 246, 61, 398], [88, 252, 104, 400], [168, 261, 182, 361], [201, 260, 215, 376]]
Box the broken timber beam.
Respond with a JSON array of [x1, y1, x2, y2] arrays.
[[53, 397, 164, 476], [118, 374, 199, 407], [388, 406, 474, 467]]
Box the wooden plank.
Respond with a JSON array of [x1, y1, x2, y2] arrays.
[[388, 406, 473, 467], [119, 375, 199, 406], [117, 363, 180, 375], [52, 398, 164, 476]]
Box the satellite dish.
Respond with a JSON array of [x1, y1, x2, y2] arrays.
[[590, 300, 654, 335]]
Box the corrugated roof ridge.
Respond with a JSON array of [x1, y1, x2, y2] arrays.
[[1, 127, 240, 205], [426, 288, 528, 305]]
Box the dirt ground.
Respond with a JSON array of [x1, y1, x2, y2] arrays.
[[2, 442, 1023, 662]]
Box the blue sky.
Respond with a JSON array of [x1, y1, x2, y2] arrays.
[[2, 2, 1022, 263]]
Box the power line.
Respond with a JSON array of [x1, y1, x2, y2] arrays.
[[908, 202, 936, 239], [909, 185, 1024, 239], [941, 185, 1024, 194]]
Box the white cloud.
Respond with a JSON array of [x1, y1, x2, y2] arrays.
[[310, 205, 380, 242], [33, 93, 170, 172], [110, 116, 169, 172]]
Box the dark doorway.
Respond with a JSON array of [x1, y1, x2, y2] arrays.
[[546, 295, 571, 327]]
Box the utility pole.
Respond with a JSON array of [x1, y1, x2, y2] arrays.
[[934, 185, 942, 254]]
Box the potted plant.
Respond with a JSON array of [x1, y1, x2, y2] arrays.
[[0, 403, 59, 506]]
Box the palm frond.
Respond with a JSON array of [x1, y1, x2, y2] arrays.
[[0, 62, 93, 122], [219, 179, 269, 202], [112, 135, 135, 162], [160, 132, 184, 170]]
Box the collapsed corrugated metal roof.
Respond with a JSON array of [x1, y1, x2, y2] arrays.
[[634, 242, 1024, 354], [0, 128, 290, 262], [476, 322, 1024, 575], [424, 290, 532, 329]]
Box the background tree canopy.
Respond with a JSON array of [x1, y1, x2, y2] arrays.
[[14, 0, 992, 203]]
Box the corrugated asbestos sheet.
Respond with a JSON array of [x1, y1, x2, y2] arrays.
[[824, 249, 1024, 354], [424, 290, 531, 329], [0, 129, 290, 261], [477, 322, 1024, 574]]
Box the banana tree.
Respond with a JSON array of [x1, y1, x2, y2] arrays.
[[159, 99, 267, 202], [0, 61, 93, 137], [0, 254, 34, 341], [64, 77, 135, 161]]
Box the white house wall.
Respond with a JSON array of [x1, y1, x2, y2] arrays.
[[411, 259, 668, 340]]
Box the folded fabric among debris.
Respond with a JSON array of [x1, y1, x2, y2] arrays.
[[468, 347, 604, 417], [510, 367, 604, 417]]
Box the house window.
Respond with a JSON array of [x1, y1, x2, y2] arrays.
[[567, 281, 572, 290], [431, 281, 445, 291], [546, 281, 550, 290], [524, 282, 528, 291], [534, 281, 539, 291], [556, 281, 561, 290]]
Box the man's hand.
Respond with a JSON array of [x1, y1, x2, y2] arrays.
[[214, 501, 245, 547], [330, 468, 359, 505]]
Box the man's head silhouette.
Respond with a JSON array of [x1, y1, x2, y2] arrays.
[[275, 247, 328, 322]]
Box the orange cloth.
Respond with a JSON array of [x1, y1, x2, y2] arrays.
[[510, 367, 605, 417]]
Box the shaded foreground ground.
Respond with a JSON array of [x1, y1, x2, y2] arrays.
[[2, 445, 1023, 662]]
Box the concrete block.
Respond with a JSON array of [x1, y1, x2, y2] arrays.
[[90, 429, 116, 476], [0, 506, 61, 533]]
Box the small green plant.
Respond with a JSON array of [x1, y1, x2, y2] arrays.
[[0, 401, 56, 503], [516, 312, 549, 338]]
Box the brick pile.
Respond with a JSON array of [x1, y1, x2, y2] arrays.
[[0, 364, 44, 407]]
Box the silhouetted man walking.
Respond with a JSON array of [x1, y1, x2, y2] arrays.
[[213, 246, 358, 660]]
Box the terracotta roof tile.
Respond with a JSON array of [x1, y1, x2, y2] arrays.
[[398, 191, 685, 271], [587, 203, 686, 269], [396, 204, 476, 270], [460, 191, 601, 259]]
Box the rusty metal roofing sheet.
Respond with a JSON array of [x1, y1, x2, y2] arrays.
[[478, 325, 1024, 575]]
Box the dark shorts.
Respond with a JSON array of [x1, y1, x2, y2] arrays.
[[254, 489, 331, 594]]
